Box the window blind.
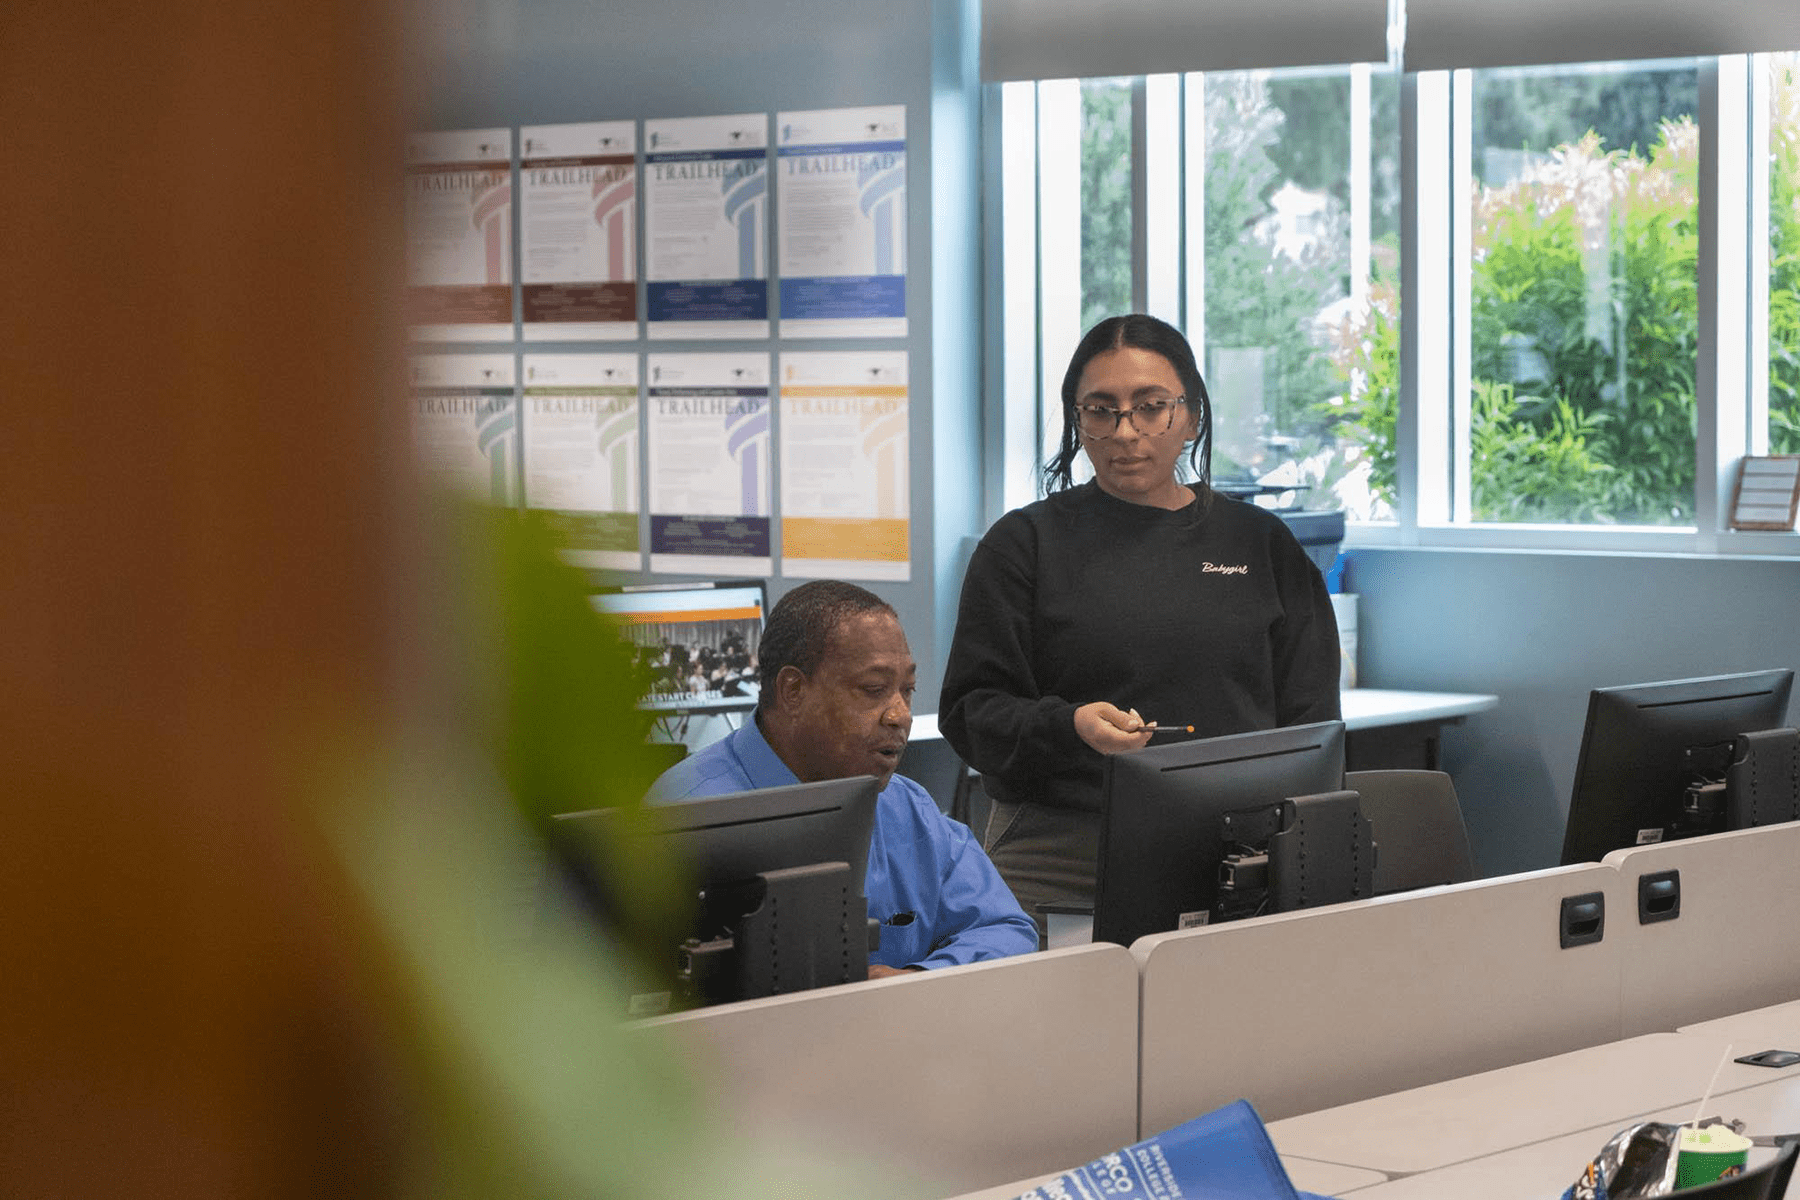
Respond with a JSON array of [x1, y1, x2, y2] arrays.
[[980, 0, 1393, 82], [1403, 0, 1800, 71]]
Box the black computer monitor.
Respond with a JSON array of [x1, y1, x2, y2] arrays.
[[1092, 721, 1352, 948], [552, 775, 881, 1012], [588, 579, 766, 716], [1560, 669, 1797, 864]]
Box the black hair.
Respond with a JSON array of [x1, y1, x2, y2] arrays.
[[756, 580, 897, 713], [1043, 313, 1213, 496]]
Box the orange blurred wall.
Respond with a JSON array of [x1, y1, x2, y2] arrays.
[[2, 2, 424, 1192]]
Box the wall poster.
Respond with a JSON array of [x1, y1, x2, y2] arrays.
[[405, 128, 514, 341], [643, 113, 769, 340], [409, 353, 518, 505], [522, 353, 641, 571], [776, 105, 906, 338], [520, 120, 638, 341], [646, 352, 772, 575], [778, 351, 910, 580]]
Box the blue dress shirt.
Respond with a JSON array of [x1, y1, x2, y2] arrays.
[[645, 720, 1039, 970]]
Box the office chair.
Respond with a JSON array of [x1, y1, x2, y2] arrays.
[[1680, 1139, 1798, 1198], [950, 761, 989, 832], [1343, 769, 1476, 894]]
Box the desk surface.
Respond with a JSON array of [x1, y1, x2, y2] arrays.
[[1265, 1033, 1765, 1176], [1338, 1068, 1800, 1197], [938, 1153, 1387, 1199], [941, 1017, 1800, 1200], [910, 689, 1497, 745], [1678, 998, 1800, 1049], [1339, 688, 1498, 730]]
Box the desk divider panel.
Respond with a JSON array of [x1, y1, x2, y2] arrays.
[[1133, 864, 1626, 1133], [631, 942, 1141, 1198], [1606, 822, 1800, 1037]]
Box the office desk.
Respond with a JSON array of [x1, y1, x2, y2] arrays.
[[1339, 688, 1497, 771], [1337, 1064, 1800, 1197], [1264, 1033, 1764, 1177], [939, 1008, 1800, 1200], [911, 690, 1498, 748], [918, 688, 1499, 822]]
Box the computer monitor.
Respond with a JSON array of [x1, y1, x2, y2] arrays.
[[551, 775, 881, 1012], [1092, 721, 1352, 948], [1560, 669, 1797, 864], [588, 579, 765, 716]]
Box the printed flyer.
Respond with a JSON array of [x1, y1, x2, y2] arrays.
[[405, 128, 514, 341], [522, 353, 641, 571], [778, 351, 909, 581], [646, 352, 772, 575], [410, 353, 518, 505], [644, 113, 769, 340], [520, 120, 638, 340], [1014, 1101, 1324, 1200], [776, 105, 906, 338]]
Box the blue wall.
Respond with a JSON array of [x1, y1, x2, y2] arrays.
[[1348, 547, 1800, 875]]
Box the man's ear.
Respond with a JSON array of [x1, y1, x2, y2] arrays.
[[772, 664, 809, 716]]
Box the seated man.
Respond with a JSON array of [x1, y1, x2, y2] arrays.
[[647, 580, 1038, 976]]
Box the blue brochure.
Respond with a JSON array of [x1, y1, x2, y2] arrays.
[[1014, 1099, 1334, 1200]]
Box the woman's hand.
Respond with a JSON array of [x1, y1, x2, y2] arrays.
[[1074, 702, 1155, 755]]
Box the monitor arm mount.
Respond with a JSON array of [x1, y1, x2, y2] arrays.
[[1685, 728, 1800, 834], [1215, 791, 1377, 922], [678, 863, 878, 1007], [1680, 740, 1738, 831]]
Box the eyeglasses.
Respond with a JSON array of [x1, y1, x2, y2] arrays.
[[1075, 396, 1187, 438]]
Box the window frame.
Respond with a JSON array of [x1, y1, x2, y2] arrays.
[[987, 52, 1800, 556]]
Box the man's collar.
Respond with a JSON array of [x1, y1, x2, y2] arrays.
[[730, 714, 804, 789]]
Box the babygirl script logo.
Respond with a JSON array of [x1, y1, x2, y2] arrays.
[[1201, 561, 1249, 576]]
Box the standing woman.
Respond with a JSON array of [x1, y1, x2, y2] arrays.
[[938, 313, 1341, 922]]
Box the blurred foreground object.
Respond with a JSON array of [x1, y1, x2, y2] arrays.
[[3, 0, 422, 1191], [0, 0, 903, 1192]]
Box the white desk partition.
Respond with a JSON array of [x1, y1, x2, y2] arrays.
[[632, 943, 1141, 1198], [1606, 822, 1800, 1037], [1134, 864, 1625, 1131]]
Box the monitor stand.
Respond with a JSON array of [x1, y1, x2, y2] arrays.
[[1267, 790, 1377, 912], [1214, 791, 1377, 922], [1726, 727, 1800, 829], [1679, 739, 1737, 837], [678, 862, 873, 1007]]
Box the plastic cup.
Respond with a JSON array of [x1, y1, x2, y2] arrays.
[[1675, 1124, 1752, 1190]]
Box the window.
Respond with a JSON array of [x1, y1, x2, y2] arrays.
[[999, 65, 1401, 521], [1200, 67, 1400, 522], [994, 50, 1800, 551], [1079, 79, 1135, 331], [1767, 52, 1800, 457], [1462, 59, 1700, 526]]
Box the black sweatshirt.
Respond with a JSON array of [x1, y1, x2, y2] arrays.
[[938, 482, 1342, 814]]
